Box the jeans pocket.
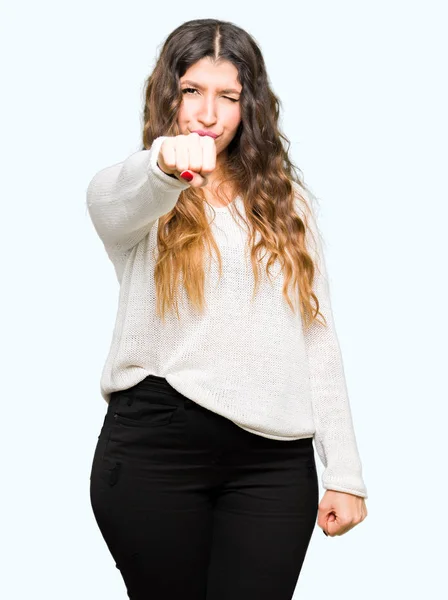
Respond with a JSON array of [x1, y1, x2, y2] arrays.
[[90, 416, 113, 480], [112, 402, 180, 428]]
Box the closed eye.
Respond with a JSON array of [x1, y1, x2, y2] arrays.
[[181, 87, 239, 102]]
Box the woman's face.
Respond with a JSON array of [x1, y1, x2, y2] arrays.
[[177, 57, 242, 165]]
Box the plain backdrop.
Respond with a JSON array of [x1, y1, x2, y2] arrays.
[[1, 1, 446, 598]]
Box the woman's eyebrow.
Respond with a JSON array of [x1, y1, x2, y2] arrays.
[[180, 79, 241, 94]]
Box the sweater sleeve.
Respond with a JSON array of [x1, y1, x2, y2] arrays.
[[85, 135, 190, 255], [297, 188, 368, 498]]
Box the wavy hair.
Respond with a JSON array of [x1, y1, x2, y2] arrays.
[[140, 18, 327, 330]]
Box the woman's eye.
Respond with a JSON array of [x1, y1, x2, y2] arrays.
[[181, 88, 239, 102]]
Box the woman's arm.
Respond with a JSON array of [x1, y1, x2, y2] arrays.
[[85, 136, 190, 256], [297, 187, 368, 499]]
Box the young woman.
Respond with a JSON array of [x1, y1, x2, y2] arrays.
[[87, 17, 368, 600]]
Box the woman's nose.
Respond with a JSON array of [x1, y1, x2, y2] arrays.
[[198, 99, 218, 124]]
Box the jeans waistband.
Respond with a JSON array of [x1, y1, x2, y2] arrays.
[[110, 374, 191, 408]]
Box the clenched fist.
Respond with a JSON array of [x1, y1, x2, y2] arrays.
[[157, 132, 217, 188]]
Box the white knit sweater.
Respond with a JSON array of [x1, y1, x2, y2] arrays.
[[86, 135, 368, 498]]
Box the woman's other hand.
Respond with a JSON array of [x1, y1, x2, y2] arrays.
[[318, 490, 368, 536]]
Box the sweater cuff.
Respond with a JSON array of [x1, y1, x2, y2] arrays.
[[323, 483, 368, 498], [313, 435, 368, 498]]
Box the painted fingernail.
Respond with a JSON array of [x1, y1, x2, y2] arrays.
[[180, 170, 194, 182]]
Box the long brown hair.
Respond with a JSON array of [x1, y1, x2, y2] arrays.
[[141, 18, 327, 330]]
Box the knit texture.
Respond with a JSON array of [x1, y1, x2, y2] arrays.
[[86, 135, 368, 498]]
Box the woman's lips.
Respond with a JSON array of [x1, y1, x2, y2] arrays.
[[191, 130, 219, 139]]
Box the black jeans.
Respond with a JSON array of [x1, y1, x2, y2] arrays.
[[90, 375, 318, 600]]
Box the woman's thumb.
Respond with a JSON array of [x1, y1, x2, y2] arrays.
[[180, 170, 208, 188]]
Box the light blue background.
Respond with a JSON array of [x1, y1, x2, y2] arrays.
[[2, 1, 446, 598]]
